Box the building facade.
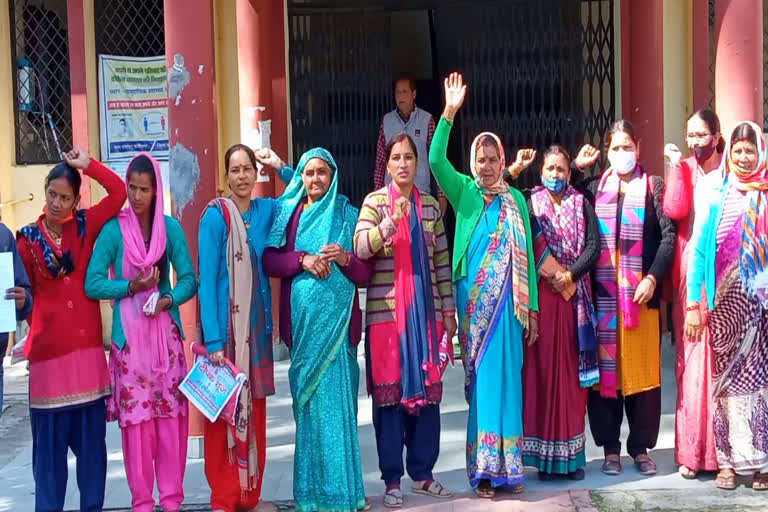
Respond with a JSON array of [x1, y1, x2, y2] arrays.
[[0, 0, 763, 438]]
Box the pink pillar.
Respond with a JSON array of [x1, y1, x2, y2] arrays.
[[691, 0, 711, 110], [620, 0, 664, 176], [714, 0, 764, 135]]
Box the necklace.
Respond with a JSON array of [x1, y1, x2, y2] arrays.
[[43, 218, 63, 246], [242, 204, 254, 229]]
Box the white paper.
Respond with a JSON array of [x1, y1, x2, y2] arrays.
[[0, 253, 17, 333]]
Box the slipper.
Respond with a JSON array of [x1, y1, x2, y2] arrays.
[[716, 470, 736, 490], [474, 481, 495, 499], [753, 473, 768, 491], [412, 479, 453, 499], [678, 465, 697, 480], [358, 497, 372, 511], [383, 487, 403, 508], [510, 483, 525, 494]]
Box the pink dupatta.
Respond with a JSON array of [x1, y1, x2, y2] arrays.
[[117, 153, 172, 374]]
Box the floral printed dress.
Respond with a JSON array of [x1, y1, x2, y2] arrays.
[[107, 322, 188, 427], [457, 197, 525, 488]]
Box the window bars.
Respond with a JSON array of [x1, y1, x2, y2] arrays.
[[9, 0, 73, 165]]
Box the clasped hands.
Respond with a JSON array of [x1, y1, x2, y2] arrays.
[[302, 243, 350, 279]]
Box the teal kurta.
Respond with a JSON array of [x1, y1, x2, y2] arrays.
[[85, 215, 197, 349]]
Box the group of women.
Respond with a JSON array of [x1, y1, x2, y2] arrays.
[[12, 69, 768, 512]]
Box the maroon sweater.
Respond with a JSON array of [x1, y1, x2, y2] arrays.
[[263, 200, 373, 348]]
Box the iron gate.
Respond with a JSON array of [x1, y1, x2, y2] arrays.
[[288, 0, 615, 204]]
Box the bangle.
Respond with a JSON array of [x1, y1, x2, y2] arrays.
[[161, 293, 174, 309], [645, 274, 657, 286], [127, 280, 135, 296], [298, 251, 306, 267], [686, 303, 700, 312], [564, 271, 574, 286]]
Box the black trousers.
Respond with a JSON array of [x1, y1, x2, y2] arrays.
[[587, 387, 661, 458]]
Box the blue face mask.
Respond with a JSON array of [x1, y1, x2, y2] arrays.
[[541, 175, 567, 194]]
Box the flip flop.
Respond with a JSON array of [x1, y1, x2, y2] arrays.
[[383, 487, 403, 508], [716, 470, 736, 490], [412, 479, 453, 499]]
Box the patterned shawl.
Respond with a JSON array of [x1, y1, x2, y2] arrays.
[[388, 182, 439, 412], [201, 197, 258, 492], [594, 164, 647, 398], [469, 132, 530, 328], [462, 132, 531, 402], [530, 185, 598, 387], [19, 210, 87, 278], [265, 148, 358, 415], [719, 121, 768, 306]]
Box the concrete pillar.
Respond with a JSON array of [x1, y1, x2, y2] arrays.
[[620, 0, 664, 175], [164, 0, 220, 446], [714, 0, 764, 135]]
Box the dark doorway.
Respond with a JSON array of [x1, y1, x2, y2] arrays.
[[287, 0, 615, 206]]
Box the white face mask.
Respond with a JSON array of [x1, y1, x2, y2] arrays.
[[608, 149, 637, 175]]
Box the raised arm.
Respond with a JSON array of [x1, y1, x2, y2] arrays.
[[662, 146, 693, 220], [60, 149, 127, 237], [254, 148, 294, 185]]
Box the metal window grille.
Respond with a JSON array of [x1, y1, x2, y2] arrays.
[[288, 0, 615, 203], [9, 0, 73, 164], [94, 0, 165, 57]]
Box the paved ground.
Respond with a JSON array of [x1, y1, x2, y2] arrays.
[[1, 338, 768, 511]]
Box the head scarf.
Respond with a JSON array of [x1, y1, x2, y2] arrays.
[[266, 148, 359, 416], [470, 132, 508, 196], [720, 121, 768, 305]]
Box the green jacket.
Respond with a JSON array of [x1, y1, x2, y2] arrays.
[[85, 215, 197, 350], [428, 116, 538, 311]]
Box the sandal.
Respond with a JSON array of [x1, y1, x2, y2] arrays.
[[475, 480, 495, 499], [601, 454, 622, 475], [383, 487, 403, 508], [716, 469, 736, 490], [753, 472, 768, 491], [634, 454, 658, 476], [358, 497, 372, 511], [412, 479, 453, 499], [678, 465, 697, 480], [510, 483, 525, 494]]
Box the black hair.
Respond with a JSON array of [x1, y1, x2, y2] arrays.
[[690, 109, 725, 153], [224, 143, 258, 172], [385, 133, 418, 161], [45, 162, 82, 197], [604, 119, 638, 149], [393, 75, 417, 92], [730, 122, 759, 149], [542, 144, 571, 165]]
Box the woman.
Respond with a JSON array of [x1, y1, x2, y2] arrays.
[[579, 120, 675, 476], [355, 133, 455, 508], [522, 145, 600, 481], [263, 148, 372, 512], [686, 121, 768, 490], [663, 109, 724, 479], [85, 153, 197, 512], [16, 149, 127, 512], [198, 144, 292, 512], [429, 73, 538, 498]]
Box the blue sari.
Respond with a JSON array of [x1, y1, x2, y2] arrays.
[[266, 148, 365, 512], [457, 196, 525, 488]]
